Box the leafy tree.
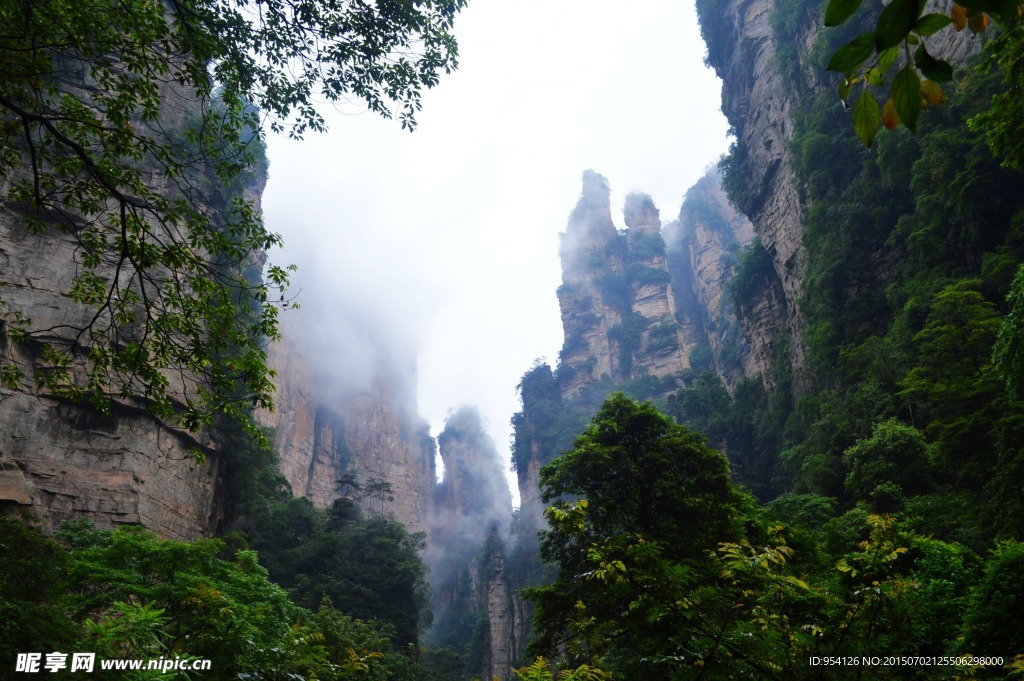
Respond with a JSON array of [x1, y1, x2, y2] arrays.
[[969, 23, 1024, 169], [995, 237, 1024, 396], [60, 523, 307, 677], [537, 393, 740, 562], [525, 393, 749, 677], [961, 541, 1024, 657], [0, 0, 466, 444], [897, 280, 1007, 496], [0, 514, 449, 679], [842, 418, 932, 510], [0, 517, 77, 667], [217, 422, 432, 650]]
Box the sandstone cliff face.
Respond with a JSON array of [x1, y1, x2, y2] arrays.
[[557, 171, 690, 397], [664, 170, 759, 387], [701, 0, 980, 388], [422, 409, 520, 679], [0, 390, 221, 539], [0, 183, 224, 540], [500, 168, 765, 673], [432, 407, 512, 538], [736, 271, 788, 390], [428, 406, 512, 588], [558, 171, 625, 395], [516, 167, 767, 537], [703, 0, 812, 385], [478, 533, 526, 681], [257, 329, 436, 535], [624, 194, 692, 380]]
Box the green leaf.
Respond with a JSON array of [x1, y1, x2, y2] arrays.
[[892, 65, 922, 131], [827, 33, 876, 74], [875, 0, 920, 50], [915, 12, 953, 35], [782, 575, 810, 589], [825, 0, 864, 26], [853, 91, 881, 146], [878, 46, 900, 74], [867, 67, 883, 86], [838, 78, 853, 101], [914, 45, 954, 82]]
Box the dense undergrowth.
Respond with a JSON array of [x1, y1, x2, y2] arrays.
[[0, 425, 465, 680]]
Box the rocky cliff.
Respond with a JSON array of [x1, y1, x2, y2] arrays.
[[699, 0, 814, 385], [513, 168, 759, 530], [698, 0, 980, 389], [556, 171, 627, 394], [557, 171, 691, 397], [0, 221, 223, 538], [257, 323, 436, 535], [432, 407, 512, 541], [425, 408, 518, 679], [664, 170, 758, 388], [0, 386, 221, 539], [495, 168, 759, 674], [0, 114, 245, 541], [477, 532, 527, 681]]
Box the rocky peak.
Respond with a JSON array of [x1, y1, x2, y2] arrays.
[[433, 406, 512, 542], [556, 172, 691, 396], [478, 530, 526, 681], [623, 192, 660, 233], [561, 170, 619, 278], [423, 409, 519, 679]]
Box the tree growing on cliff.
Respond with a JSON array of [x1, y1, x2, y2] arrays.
[[0, 0, 465, 444], [524, 393, 748, 676]]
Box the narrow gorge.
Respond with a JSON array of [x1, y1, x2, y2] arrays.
[[3, 0, 1024, 676]]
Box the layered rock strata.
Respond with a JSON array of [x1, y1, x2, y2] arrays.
[[257, 329, 436, 535], [664, 170, 759, 387], [704, 0, 812, 384], [0, 163, 228, 540], [478, 533, 527, 681], [557, 171, 692, 397], [701, 0, 979, 388]]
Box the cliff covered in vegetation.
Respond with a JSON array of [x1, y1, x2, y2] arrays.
[[495, 0, 1024, 676]]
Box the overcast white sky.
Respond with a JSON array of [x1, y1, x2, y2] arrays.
[[261, 0, 731, 506]]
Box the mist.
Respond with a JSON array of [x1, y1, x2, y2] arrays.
[[261, 0, 730, 506], [427, 406, 513, 583]]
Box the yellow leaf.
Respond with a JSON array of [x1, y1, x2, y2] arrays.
[[967, 10, 989, 33], [950, 4, 967, 30], [783, 576, 810, 589], [920, 80, 945, 107], [882, 98, 900, 130]]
